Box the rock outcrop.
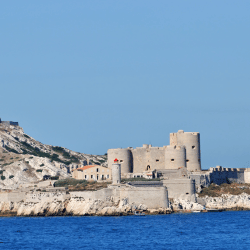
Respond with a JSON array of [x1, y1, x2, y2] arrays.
[[202, 193, 250, 210], [0, 196, 171, 216], [0, 123, 107, 189]]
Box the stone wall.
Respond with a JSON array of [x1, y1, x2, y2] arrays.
[[0, 191, 26, 202], [119, 186, 168, 209], [163, 178, 196, 202]]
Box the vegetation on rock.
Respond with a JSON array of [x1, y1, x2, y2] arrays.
[[198, 183, 250, 197]]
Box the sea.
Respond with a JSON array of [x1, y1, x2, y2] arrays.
[[0, 211, 249, 250]]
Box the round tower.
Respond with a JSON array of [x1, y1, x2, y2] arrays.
[[107, 148, 132, 175], [165, 145, 186, 169], [112, 162, 121, 184], [170, 130, 201, 172]]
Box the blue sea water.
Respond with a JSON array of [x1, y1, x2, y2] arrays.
[[0, 211, 249, 250]]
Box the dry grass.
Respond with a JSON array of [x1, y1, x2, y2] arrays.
[[198, 183, 250, 197]]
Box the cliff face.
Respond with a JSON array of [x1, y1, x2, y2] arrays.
[[202, 194, 250, 210], [0, 196, 170, 216], [0, 124, 107, 189]]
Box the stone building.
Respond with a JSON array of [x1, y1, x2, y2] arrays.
[[0, 118, 19, 126], [72, 165, 111, 181], [107, 130, 201, 176]]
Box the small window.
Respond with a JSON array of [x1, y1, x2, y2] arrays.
[[107, 175, 109, 179], [120, 160, 123, 163], [91, 175, 93, 178], [85, 175, 87, 179], [192, 146, 195, 149], [156, 159, 159, 162], [96, 168, 99, 172], [171, 159, 174, 162], [186, 159, 189, 162], [186, 193, 189, 195]]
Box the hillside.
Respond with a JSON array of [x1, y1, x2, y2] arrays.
[[0, 123, 107, 189]]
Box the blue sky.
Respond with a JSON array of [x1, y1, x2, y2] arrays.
[[1, 1, 250, 169]]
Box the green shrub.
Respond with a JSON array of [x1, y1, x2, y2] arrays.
[[1, 176, 5, 180], [5, 146, 19, 154], [52, 146, 65, 153], [63, 152, 71, 158], [0, 170, 3, 174], [9, 175, 14, 179], [51, 176, 59, 180], [36, 169, 43, 173], [54, 178, 87, 187], [40, 163, 45, 167], [24, 134, 30, 138]]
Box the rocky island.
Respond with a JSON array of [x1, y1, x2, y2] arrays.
[[1, 118, 250, 216]]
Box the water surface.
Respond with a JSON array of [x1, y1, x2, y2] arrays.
[[0, 211, 249, 249]]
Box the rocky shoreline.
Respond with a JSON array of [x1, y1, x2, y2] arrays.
[[0, 193, 250, 217]]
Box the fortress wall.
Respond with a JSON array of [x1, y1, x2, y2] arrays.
[[119, 186, 168, 209], [70, 191, 96, 200], [209, 168, 245, 185], [189, 174, 211, 188], [149, 147, 165, 170], [25, 192, 68, 203], [162, 179, 196, 202], [9, 192, 26, 202], [156, 169, 183, 179], [107, 148, 132, 175], [170, 130, 201, 172], [165, 145, 186, 170], [244, 169, 250, 183], [132, 147, 148, 173], [0, 193, 10, 202], [0, 192, 26, 202], [94, 188, 114, 200], [169, 133, 177, 146], [132, 145, 165, 173]]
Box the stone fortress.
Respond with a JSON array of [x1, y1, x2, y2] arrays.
[[1, 127, 250, 215], [108, 130, 201, 175], [107, 130, 249, 202]]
